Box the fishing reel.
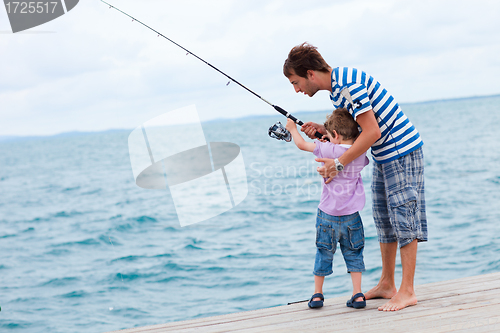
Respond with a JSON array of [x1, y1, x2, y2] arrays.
[[268, 121, 291, 142]]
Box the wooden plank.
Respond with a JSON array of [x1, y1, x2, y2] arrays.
[[108, 272, 500, 333], [111, 274, 500, 333], [293, 289, 500, 333], [229, 289, 500, 333], [124, 272, 500, 332]]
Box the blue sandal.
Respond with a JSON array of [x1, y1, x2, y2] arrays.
[[308, 293, 324, 308], [346, 293, 366, 309]]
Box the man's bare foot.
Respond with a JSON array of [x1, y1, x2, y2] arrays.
[[365, 283, 397, 300], [378, 291, 417, 311]]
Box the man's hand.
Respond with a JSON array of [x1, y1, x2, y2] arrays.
[[316, 157, 338, 184], [301, 121, 327, 140]]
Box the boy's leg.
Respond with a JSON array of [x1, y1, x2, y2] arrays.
[[350, 272, 364, 302], [339, 212, 366, 303], [313, 275, 325, 301], [312, 210, 337, 302]]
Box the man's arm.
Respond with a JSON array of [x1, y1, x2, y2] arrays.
[[316, 110, 381, 183]]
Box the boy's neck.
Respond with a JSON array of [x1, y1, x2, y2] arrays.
[[339, 138, 354, 145]]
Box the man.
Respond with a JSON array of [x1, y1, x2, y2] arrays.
[[283, 42, 427, 311]]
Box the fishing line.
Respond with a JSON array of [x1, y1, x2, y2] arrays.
[[287, 299, 308, 305], [101, 0, 326, 140]]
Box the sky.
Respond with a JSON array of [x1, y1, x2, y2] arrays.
[[1, 0, 499, 137]]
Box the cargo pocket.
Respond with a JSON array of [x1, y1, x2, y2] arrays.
[[388, 186, 418, 207], [316, 224, 335, 253], [347, 221, 365, 250], [388, 187, 418, 235]]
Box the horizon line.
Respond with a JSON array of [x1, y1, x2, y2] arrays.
[[1, 93, 499, 141]]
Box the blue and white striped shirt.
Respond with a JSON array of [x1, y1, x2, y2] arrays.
[[330, 67, 423, 163]]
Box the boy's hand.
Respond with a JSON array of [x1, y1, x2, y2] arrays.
[[285, 118, 297, 132]]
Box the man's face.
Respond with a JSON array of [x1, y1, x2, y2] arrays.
[[287, 70, 319, 97]]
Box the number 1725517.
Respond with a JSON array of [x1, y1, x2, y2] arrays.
[[5, 2, 59, 14]]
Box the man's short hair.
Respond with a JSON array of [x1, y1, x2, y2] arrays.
[[324, 108, 360, 141], [283, 42, 331, 78]]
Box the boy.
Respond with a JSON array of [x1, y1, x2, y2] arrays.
[[285, 108, 369, 309]]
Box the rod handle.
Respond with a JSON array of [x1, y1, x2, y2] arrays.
[[273, 105, 328, 141]]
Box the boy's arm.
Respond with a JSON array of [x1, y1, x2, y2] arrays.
[[286, 119, 316, 152]]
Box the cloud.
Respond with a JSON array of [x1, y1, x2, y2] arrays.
[[1, 0, 499, 136]]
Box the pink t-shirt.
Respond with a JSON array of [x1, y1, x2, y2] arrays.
[[313, 141, 369, 216]]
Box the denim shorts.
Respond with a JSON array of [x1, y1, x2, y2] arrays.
[[372, 147, 428, 248], [313, 209, 365, 276]]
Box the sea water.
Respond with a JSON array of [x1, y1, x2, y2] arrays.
[[1, 95, 499, 332]]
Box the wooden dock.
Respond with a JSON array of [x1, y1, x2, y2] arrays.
[[110, 272, 500, 333]]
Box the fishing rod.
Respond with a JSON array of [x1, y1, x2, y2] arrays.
[[101, 0, 326, 141]]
